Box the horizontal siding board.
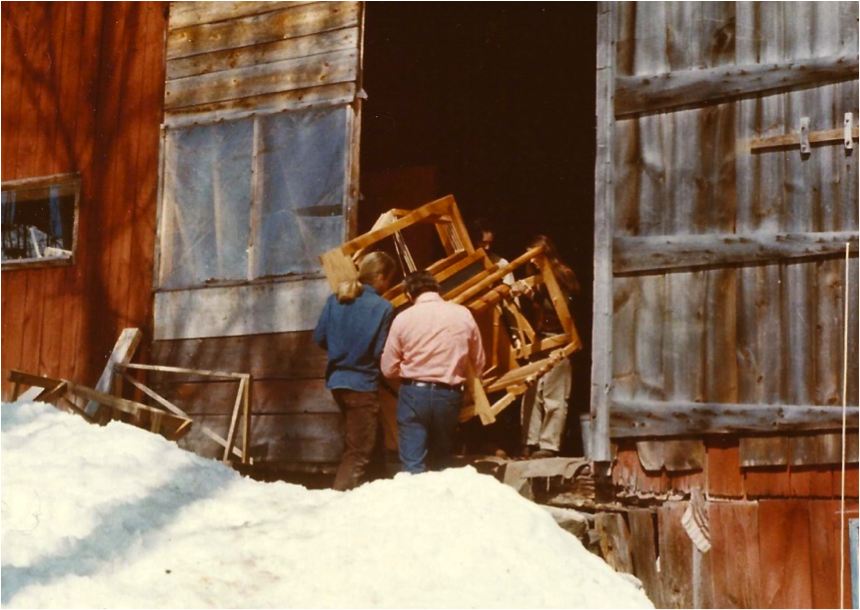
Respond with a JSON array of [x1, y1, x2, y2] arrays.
[[610, 399, 860, 438], [168, 1, 314, 30], [614, 231, 858, 274], [150, 331, 327, 380], [165, 47, 357, 110], [143, 378, 339, 415], [167, 26, 358, 80], [166, 1, 359, 60], [163, 82, 355, 126], [153, 278, 331, 340], [616, 54, 859, 117], [178, 412, 342, 462]]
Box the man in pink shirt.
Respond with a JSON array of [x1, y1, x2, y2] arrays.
[[381, 270, 486, 473]]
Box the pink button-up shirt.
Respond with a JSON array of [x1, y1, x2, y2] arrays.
[[381, 292, 485, 385]]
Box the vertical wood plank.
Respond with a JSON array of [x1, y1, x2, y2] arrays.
[[1, 2, 31, 178], [628, 508, 664, 608], [809, 500, 860, 608], [70, 1, 106, 386], [590, 1, 616, 463], [595, 512, 635, 574], [758, 500, 813, 609], [658, 501, 693, 609], [709, 501, 762, 608]]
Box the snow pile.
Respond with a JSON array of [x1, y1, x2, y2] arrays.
[[2, 401, 653, 609]]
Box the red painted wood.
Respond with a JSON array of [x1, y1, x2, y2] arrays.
[[745, 466, 792, 498], [808, 500, 844, 609], [614, 443, 669, 494], [1, 2, 162, 399], [789, 466, 835, 499], [1, 2, 30, 179], [706, 436, 745, 498], [758, 500, 813, 609], [709, 501, 762, 608], [68, 1, 105, 385]]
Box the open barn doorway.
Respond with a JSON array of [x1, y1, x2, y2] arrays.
[[360, 4, 597, 457]]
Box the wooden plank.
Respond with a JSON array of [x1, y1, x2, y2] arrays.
[[153, 278, 331, 340], [790, 432, 858, 466], [758, 500, 813, 609], [615, 54, 859, 118], [167, 2, 360, 60], [66, 1, 104, 388], [627, 509, 663, 608], [590, 1, 616, 465], [809, 501, 847, 609], [84, 328, 142, 416], [750, 126, 859, 150], [125, 0, 164, 367], [612, 442, 668, 496], [148, 378, 338, 418], [657, 502, 694, 609], [167, 26, 358, 80], [119, 372, 242, 460], [705, 436, 745, 498], [709, 501, 762, 608], [594, 512, 634, 574], [164, 81, 356, 127], [610, 399, 860, 437], [789, 464, 835, 499], [150, 331, 328, 380], [614, 231, 858, 274], [740, 435, 789, 468], [222, 376, 247, 460], [165, 48, 358, 110], [168, 2, 314, 30]]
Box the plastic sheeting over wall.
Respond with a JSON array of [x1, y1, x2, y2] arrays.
[[159, 105, 348, 290]]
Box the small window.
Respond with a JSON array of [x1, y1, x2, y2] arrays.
[[1, 173, 80, 269]]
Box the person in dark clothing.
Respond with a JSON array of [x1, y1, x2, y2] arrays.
[[313, 251, 397, 491]]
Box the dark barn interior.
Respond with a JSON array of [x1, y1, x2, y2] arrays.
[[360, 3, 598, 454]]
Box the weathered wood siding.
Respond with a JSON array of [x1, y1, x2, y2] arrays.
[[612, 441, 858, 609], [1, 2, 166, 399], [150, 2, 364, 465], [593, 2, 860, 466]]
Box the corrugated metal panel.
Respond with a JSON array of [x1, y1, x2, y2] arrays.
[[595, 2, 859, 466]]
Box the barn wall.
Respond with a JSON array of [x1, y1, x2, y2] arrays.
[[611, 441, 858, 609], [593, 1, 859, 466], [1, 2, 167, 398]]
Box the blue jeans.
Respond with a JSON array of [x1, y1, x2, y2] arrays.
[[396, 384, 463, 474]]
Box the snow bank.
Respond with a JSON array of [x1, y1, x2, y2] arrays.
[[1, 401, 653, 609]]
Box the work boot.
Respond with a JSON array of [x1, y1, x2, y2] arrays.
[[530, 448, 558, 459]]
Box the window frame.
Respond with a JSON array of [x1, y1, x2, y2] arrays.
[[1, 172, 82, 271]]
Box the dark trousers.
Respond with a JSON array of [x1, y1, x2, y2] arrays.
[[396, 384, 463, 474], [331, 389, 380, 491]]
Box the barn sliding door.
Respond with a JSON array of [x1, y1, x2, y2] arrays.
[[592, 2, 859, 465], [155, 2, 364, 340]]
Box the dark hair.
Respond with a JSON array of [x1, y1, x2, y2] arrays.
[[468, 217, 495, 247], [527, 234, 580, 295], [404, 270, 441, 299]]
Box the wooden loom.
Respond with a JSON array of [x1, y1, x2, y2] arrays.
[[320, 195, 582, 425]]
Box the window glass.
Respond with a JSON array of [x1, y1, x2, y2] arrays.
[[1, 175, 79, 268]]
